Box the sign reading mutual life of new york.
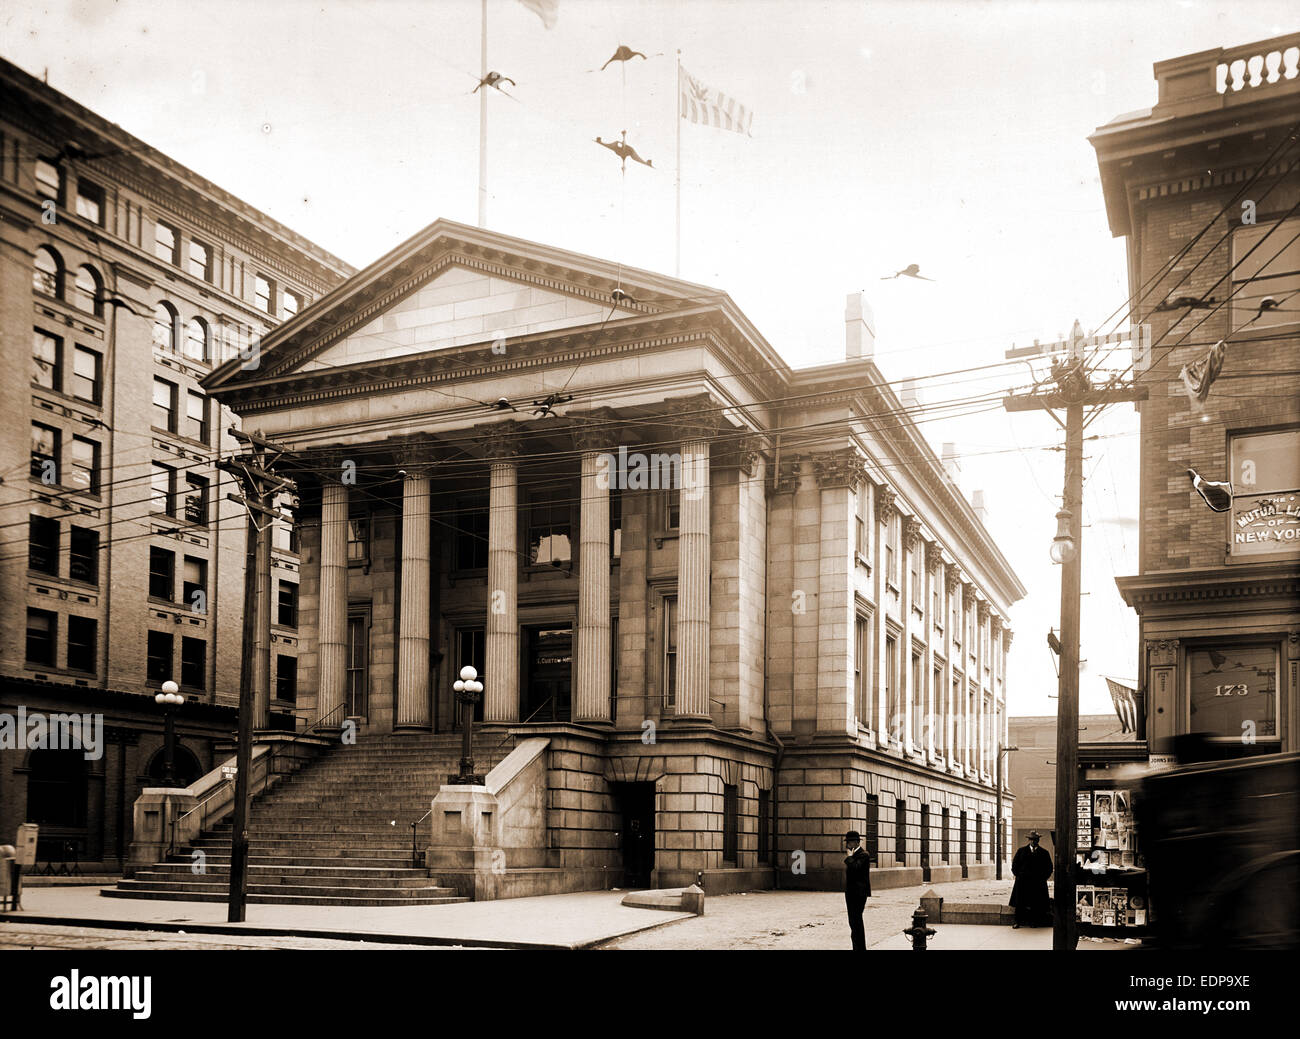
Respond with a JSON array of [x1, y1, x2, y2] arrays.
[[1232, 492, 1300, 553], [1230, 430, 1300, 556]]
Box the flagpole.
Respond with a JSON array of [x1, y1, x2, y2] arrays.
[[478, 0, 488, 228], [675, 49, 681, 276]]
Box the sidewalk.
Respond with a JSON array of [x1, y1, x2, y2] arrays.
[[3, 886, 692, 950]]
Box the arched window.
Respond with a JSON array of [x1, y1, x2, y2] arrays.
[[26, 749, 88, 828], [184, 317, 209, 362], [146, 744, 203, 788], [33, 246, 62, 297], [72, 265, 103, 316], [153, 301, 179, 352]]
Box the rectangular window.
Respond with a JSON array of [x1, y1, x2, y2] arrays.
[[254, 273, 274, 314], [67, 616, 96, 673], [941, 806, 950, 863], [35, 158, 61, 201], [895, 798, 906, 864], [953, 676, 962, 761], [664, 487, 680, 531], [1229, 428, 1300, 557], [75, 179, 104, 225], [934, 664, 945, 755], [277, 581, 298, 628], [854, 613, 871, 726], [149, 547, 174, 601], [183, 472, 208, 525], [26, 609, 57, 666], [864, 794, 879, 864], [910, 543, 922, 605], [722, 784, 739, 865], [1231, 216, 1300, 332], [528, 499, 571, 565], [886, 513, 899, 585], [153, 377, 178, 432], [188, 238, 212, 281], [185, 390, 208, 443], [885, 633, 898, 740], [911, 651, 923, 747], [452, 500, 486, 569], [31, 422, 60, 483], [146, 630, 173, 683], [274, 510, 299, 553], [70, 526, 99, 584], [282, 289, 302, 319], [975, 814, 983, 863], [663, 595, 679, 709], [29, 515, 59, 575], [345, 514, 371, 564], [33, 329, 61, 391], [967, 688, 976, 768], [855, 486, 869, 558], [182, 556, 207, 612], [152, 463, 175, 516], [932, 565, 942, 626], [1187, 644, 1278, 739], [346, 611, 370, 716], [952, 590, 962, 649], [276, 655, 298, 703], [180, 636, 206, 690], [611, 488, 622, 560], [69, 436, 99, 494], [71, 345, 101, 404], [155, 220, 179, 264]]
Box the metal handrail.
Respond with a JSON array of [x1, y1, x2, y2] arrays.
[[490, 696, 554, 755], [411, 807, 434, 868]]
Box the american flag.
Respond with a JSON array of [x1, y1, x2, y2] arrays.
[[1179, 338, 1226, 403], [680, 67, 753, 137], [1105, 678, 1139, 734]]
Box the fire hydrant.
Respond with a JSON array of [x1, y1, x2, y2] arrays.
[[902, 908, 936, 950]]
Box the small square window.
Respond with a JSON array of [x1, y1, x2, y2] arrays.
[[75, 180, 104, 225]]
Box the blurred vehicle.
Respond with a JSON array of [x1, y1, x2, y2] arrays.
[[1135, 747, 1299, 950]]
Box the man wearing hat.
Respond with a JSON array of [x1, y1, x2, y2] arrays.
[[1009, 830, 1053, 928], [844, 829, 872, 950]]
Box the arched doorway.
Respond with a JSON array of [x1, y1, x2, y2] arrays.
[[146, 744, 203, 788]]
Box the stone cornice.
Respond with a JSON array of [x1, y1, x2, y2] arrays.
[[1116, 562, 1300, 611]]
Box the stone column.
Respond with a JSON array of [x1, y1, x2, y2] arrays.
[[318, 476, 349, 723], [904, 516, 923, 751], [944, 562, 962, 764], [977, 599, 990, 775], [925, 541, 944, 759], [396, 460, 433, 730], [482, 424, 522, 722], [813, 448, 865, 736], [874, 485, 897, 739], [668, 400, 718, 717], [962, 582, 977, 771], [573, 419, 613, 723]]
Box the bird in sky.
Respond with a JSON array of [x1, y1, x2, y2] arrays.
[[602, 45, 648, 70], [472, 71, 516, 93], [880, 264, 934, 281], [1245, 291, 1296, 326], [1186, 467, 1233, 512], [595, 135, 653, 168]]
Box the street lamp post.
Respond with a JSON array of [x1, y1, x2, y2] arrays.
[[453, 666, 485, 785], [154, 681, 185, 787], [995, 743, 1018, 880]]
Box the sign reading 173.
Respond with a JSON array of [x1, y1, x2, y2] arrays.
[[1213, 684, 1249, 697]]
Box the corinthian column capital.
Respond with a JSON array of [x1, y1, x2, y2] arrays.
[[812, 447, 866, 489], [476, 420, 524, 460], [904, 516, 924, 549], [874, 485, 897, 523], [663, 395, 724, 441]]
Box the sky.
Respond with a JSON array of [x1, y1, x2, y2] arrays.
[[4, 0, 1294, 717]]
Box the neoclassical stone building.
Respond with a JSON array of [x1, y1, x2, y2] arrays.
[[205, 219, 1025, 893]]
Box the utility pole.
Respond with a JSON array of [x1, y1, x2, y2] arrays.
[[995, 743, 1017, 881], [216, 428, 297, 923], [1004, 321, 1147, 951]]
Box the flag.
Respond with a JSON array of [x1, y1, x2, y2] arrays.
[[680, 66, 753, 136], [1179, 338, 1226, 403], [1105, 678, 1139, 734], [515, 0, 557, 29]]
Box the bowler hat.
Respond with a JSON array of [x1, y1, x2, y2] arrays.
[[845, 830, 861, 842], [1028, 830, 1041, 840]]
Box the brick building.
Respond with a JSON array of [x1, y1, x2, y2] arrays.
[[198, 219, 1027, 897], [0, 57, 352, 871], [1092, 34, 1300, 760]]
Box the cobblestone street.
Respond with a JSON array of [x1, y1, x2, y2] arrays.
[[598, 878, 1019, 950]]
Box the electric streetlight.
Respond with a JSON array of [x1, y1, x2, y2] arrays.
[[154, 680, 185, 787], [453, 665, 485, 785], [1049, 508, 1076, 564]]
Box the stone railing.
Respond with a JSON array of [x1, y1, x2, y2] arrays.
[[1153, 33, 1300, 117]]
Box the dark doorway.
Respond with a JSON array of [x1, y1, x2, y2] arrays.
[[960, 810, 969, 878], [613, 781, 655, 888], [523, 624, 572, 722], [920, 803, 931, 882]]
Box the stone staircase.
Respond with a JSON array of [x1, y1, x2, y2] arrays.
[[104, 732, 514, 906]]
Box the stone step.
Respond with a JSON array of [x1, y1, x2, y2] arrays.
[[132, 869, 440, 890], [148, 862, 427, 879], [102, 887, 467, 906], [190, 853, 417, 868]]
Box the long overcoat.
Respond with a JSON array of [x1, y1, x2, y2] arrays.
[[1009, 843, 1053, 912]]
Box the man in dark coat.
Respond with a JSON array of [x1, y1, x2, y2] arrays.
[[1009, 830, 1053, 928], [844, 829, 872, 950]]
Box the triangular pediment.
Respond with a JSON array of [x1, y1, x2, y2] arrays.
[[299, 263, 637, 372]]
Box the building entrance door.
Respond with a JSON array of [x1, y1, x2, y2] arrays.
[[613, 782, 655, 888], [523, 625, 572, 722]]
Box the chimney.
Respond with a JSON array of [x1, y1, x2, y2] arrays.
[[900, 378, 921, 410], [941, 442, 962, 486], [845, 291, 875, 359], [971, 488, 989, 524]]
